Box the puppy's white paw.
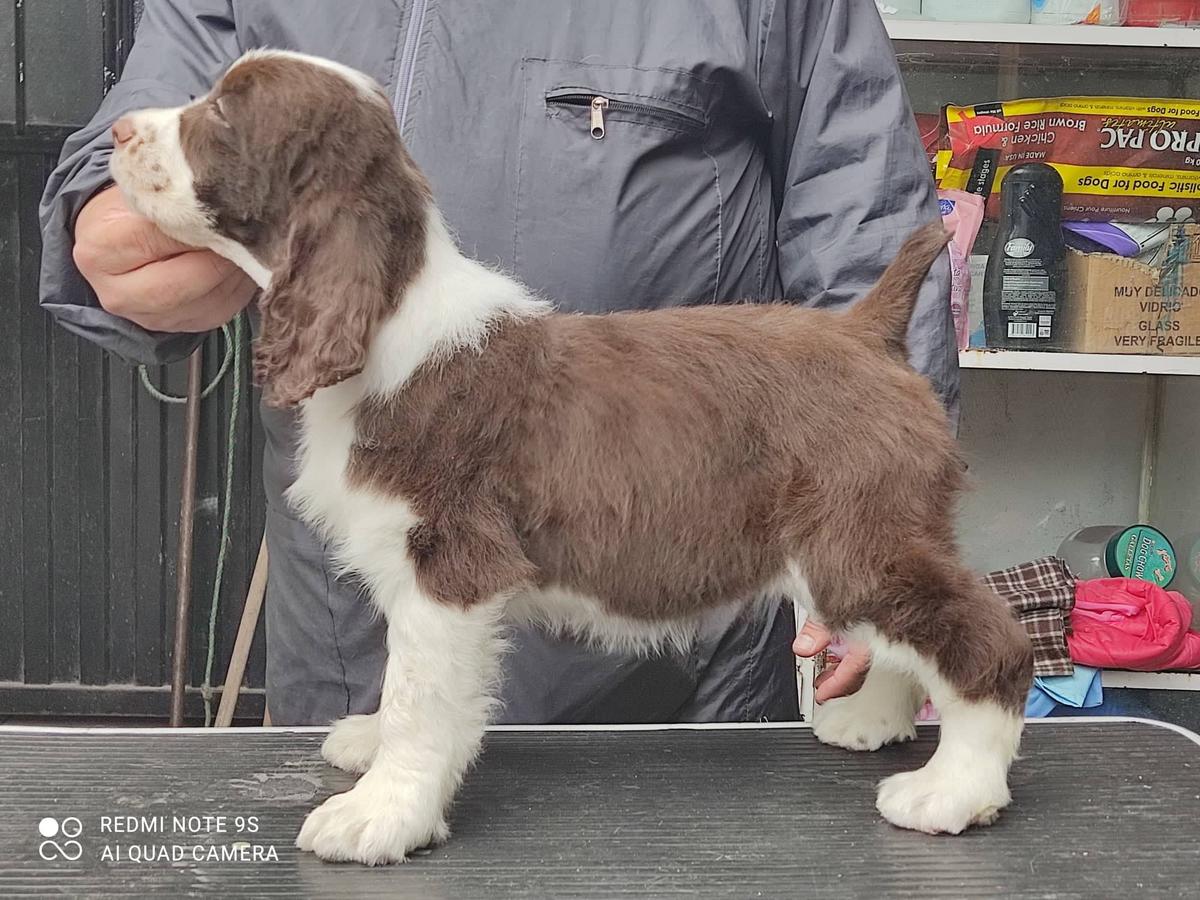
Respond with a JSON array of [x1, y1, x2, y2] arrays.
[[322, 713, 380, 774], [813, 694, 917, 752], [296, 776, 448, 865], [875, 763, 1010, 835]]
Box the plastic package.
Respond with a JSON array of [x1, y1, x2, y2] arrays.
[[915, 113, 942, 177], [1126, 0, 1200, 24], [940, 96, 1200, 223], [1031, 0, 1127, 23], [1062, 222, 1142, 256], [967, 255, 989, 347], [938, 190, 985, 350], [1061, 221, 1172, 258], [923, 0, 1031, 21]]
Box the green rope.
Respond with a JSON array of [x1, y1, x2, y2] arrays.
[[136, 313, 246, 726], [136, 321, 235, 403], [201, 312, 244, 726]]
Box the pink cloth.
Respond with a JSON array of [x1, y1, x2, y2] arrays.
[[1067, 578, 1200, 671]]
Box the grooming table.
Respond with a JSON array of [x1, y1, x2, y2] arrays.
[[0, 720, 1196, 898]]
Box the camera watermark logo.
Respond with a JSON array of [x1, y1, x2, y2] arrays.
[[38, 817, 84, 861], [34, 812, 280, 864]]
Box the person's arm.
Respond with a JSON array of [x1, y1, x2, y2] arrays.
[[762, 0, 960, 426], [38, 0, 248, 365]]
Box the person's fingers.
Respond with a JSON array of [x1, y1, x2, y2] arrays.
[[792, 619, 832, 657], [206, 268, 260, 322], [114, 223, 198, 275], [104, 258, 254, 332], [105, 250, 241, 316], [157, 264, 257, 332], [813, 645, 871, 703], [223, 268, 260, 309], [75, 187, 197, 274]]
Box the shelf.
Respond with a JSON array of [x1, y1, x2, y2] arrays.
[[1101, 670, 1200, 691], [886, 20, 1200, 48], [960, 350, 1200, 375]]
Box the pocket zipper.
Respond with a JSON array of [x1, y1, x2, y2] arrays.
[[547, 93, 703, 140]]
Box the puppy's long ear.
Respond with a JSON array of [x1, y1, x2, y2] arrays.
[[254, 199, 425, 408]]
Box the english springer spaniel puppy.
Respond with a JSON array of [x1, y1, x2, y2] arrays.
[[108, 51, 1032, 865]]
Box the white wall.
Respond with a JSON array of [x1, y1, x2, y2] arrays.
[[956, 370, 1199, 607]]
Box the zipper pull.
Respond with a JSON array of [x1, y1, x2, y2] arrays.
[[590, 96, 608, 140]]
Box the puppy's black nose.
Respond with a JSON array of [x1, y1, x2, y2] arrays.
[[112, 117, 136, 146]]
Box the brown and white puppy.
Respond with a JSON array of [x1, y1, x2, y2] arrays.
[[109, 50, 1032, 865]]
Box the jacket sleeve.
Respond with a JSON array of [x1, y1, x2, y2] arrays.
[[38, 0, 241, 365], [763, 0, 959, 425]]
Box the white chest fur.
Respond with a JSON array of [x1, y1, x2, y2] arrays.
[[282, 211, 550, 610], [286, 376, 366, 538], [285, 378, 422, 609]]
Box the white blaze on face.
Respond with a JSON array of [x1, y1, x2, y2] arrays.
[[108, 100, 272, 289], [108, 102, 215, 247]]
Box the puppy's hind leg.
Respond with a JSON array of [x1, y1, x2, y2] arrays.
[[813, 663, 923, 752], [860, 546, 1033, 835], [797, 570, 921, 752]]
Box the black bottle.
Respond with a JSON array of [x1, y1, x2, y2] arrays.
[[983, 163, 1068, 350]]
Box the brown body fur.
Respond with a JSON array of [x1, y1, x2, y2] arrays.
[[348, 230, 1031, 711]]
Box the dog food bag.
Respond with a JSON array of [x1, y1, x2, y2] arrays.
[[941, 96, 1200, 223]]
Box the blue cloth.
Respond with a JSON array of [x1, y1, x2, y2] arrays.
[[1025, 666, 1103, 718]]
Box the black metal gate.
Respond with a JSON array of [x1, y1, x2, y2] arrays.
[[0, 0, 266, 719]]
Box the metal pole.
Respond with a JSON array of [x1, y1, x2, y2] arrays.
[[169, 350, 204, 726]]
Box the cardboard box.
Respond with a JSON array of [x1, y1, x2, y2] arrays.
[[1064, 225, 1200, 355]]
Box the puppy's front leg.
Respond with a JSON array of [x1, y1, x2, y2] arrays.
[[297, 590, 507, 865]]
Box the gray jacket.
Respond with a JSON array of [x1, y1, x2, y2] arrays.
[[40, 0, 955, 725]]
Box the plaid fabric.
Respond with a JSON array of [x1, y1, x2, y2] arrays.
[[983, 557, 1076, 678]]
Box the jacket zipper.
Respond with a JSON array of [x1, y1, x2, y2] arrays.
[[393, 0, 429, 135], [547, 93, 704, 140]]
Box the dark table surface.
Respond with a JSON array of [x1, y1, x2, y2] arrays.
[[0, 719, 1197, 898]]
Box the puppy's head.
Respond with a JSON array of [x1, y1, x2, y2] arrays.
[[110, 50, 431, 407]]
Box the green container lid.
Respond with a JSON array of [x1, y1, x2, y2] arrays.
[[1105, 524, 1176, 588]]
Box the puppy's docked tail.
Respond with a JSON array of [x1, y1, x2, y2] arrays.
[[846, 222, 953, 361]]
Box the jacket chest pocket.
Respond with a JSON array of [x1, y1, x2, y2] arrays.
[[543, 89, 707, 141], [514, 59, 723, 312]]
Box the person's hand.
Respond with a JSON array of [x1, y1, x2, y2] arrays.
[[793, 621, 871, 703], [72, 184, 256, 333]]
